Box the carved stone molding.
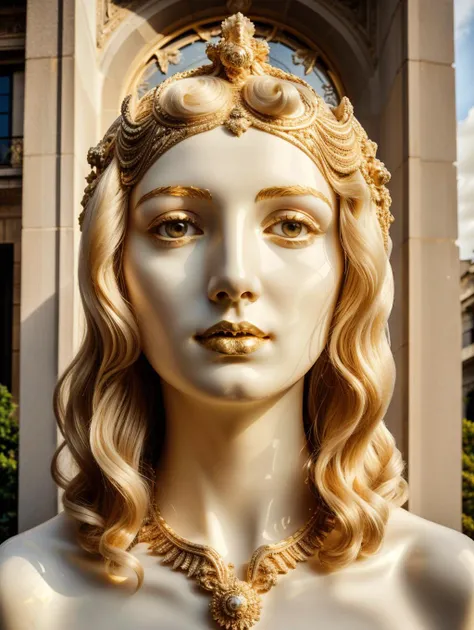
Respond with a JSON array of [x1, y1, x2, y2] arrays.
[[97, 0, 145, 48], [325, 0, 376, 57], [226, 0, 252, 13], [153, 48, 182, 74], [96, 0, 376, 58]]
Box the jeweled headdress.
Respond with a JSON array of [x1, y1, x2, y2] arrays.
[[79, 12, 393, 252]]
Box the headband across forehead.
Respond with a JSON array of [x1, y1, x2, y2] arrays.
[[79, 12, 393, 253]]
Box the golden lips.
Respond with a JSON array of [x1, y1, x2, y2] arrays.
[[194, 320, 271, 355]]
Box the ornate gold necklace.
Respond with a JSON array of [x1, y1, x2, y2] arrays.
[[137, 500, 335, 630]]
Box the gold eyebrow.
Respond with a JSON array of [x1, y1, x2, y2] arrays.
[[255, 185, 332, 209], [136, 185, 212, 207]]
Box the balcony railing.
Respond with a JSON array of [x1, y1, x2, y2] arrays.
[[0, 136, 23, 169]]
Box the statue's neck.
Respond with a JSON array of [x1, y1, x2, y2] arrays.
[[154, 377, 317, 565]]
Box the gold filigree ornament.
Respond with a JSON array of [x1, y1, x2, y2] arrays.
[[78, 12, 394, 254], [137, 500, 335, 630]]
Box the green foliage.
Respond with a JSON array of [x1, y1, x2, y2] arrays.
[[462, 417, 474, 540], [0, 383, 18, 543]]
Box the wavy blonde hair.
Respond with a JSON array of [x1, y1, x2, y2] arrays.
[[52, 75, 408, 591]]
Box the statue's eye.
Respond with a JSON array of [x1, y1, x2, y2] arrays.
[[263, 211, 321, 247], [273, 220, 307, 238], [149, 213, 203, 241]]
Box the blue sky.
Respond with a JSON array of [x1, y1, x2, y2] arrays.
[[456, 12, 474, 120], [455, 0, 474, 259]]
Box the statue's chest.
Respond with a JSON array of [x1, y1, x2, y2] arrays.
[[44, 556, 440, 630]]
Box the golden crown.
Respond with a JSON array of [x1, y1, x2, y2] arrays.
[[79, 13, 393, 252]]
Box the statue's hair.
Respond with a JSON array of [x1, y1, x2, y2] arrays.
[[52, 76, 408, 592], [159, 74, 311, 120]]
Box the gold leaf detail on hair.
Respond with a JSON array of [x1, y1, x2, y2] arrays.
[[350, 116, 394, 252], [206, 13, 270, 84], [225, 106, 252, 136], [331, 96, 354, 123], [79, 115, 121, 226]]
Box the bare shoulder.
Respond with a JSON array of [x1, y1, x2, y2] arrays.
[[388, 505, 474, 556], [0, 510, 80, 567], [387, 507, 474, 621], [0, 512, 82, 630]]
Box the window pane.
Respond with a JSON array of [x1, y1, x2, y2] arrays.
[[0, 76, 10, 95], [0, 115, 9, 138], [0, 139, 9, 165], [0, 95, 9, 114]]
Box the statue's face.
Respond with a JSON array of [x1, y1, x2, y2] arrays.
[[123, 127, 344, 402]]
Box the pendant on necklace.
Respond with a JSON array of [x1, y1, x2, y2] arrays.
[[208, 571, 262, 630], [137, 502, 335, 630]]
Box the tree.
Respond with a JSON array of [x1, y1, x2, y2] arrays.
[[462, 417, 474, 539], [0, 383, 18, 543]]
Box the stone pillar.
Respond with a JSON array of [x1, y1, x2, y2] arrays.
[[405, 0, 460, 529], [381, 0, 460, 529], [18, 0, 99, 531]]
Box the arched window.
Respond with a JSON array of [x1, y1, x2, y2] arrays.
[[129, 18, 343, 106]]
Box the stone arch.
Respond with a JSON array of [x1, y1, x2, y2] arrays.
[[98, 0, 375, 135]]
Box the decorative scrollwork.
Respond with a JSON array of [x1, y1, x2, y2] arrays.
[[96, 0, 376, 61], [292, 49, 318, 75], [152, 48, 182, 74]]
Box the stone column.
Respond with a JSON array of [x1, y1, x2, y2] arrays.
[[18, 0, 98, 531], [405, 0, 460, 529], [380, 0, 461, 529]]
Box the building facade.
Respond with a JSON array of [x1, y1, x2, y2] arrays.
[[0, 0, 24, 404], [0, 0, 462, 533]]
